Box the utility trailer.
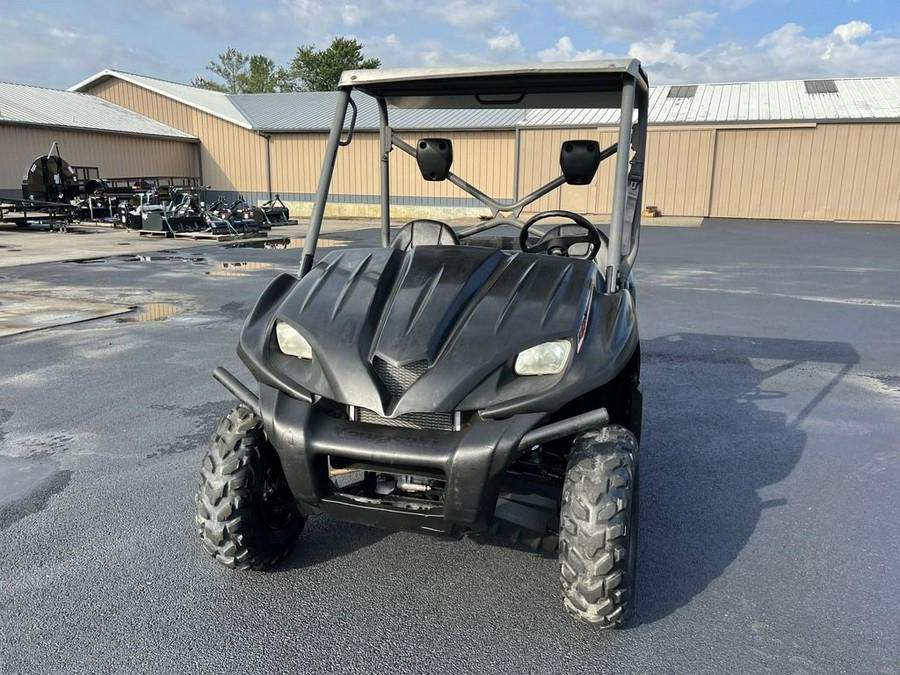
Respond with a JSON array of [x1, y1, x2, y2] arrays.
[[0, 197, 77, 228]]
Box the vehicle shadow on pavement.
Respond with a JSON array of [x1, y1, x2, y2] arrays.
[[634, 333, 858, 625], [277, 517, 389, 569]]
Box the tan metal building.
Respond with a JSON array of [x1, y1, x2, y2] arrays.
[[521, 78, 900, 222], [0, 81, 199, 200], [71, 70, 900, 223]]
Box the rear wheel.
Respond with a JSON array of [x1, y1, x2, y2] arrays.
[[195, 405, 305, 570], [559, 425, 638, 627]]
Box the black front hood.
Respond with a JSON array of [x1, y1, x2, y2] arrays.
[[238, 245, 636, 417]]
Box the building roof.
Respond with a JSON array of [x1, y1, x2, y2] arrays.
[[0, 80, 197, 139], [71, 69, 900, 133], [521, 76, 900, 127], [230, 91, 523, 131], [71, 70, 523, 132]]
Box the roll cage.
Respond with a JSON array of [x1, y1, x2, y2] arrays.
[[299, 60, 650, 293]]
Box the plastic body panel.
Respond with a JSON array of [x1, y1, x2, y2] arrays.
[[258, 383, 544, 531], [235, 244, 639, 531], [238, 245, 638, 419]]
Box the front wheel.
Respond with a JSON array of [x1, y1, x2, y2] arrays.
[[195, 405, 305, 570], [559, 425, 639, 627]]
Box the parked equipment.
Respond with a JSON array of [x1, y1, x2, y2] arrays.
[[21, 142, 80, 203], [259, 195, 294, 224], [198, 60, 649, 627]]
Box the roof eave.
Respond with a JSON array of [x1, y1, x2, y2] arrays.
[[68, 69, 116, 93], [70, 70, 255, 130], [0, 119, 199, 141]]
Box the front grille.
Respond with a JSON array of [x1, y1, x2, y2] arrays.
[[373, 357, 429, 397], [357, 408, 454, 432]]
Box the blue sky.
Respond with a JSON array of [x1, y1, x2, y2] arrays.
[[0, 0, 898, 90]]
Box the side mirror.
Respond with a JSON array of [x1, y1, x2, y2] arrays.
[[416, 138, 453, 181], [560, 140, 601, 185]]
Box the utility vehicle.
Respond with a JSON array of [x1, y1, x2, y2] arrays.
[[197, 60, 649, 627]]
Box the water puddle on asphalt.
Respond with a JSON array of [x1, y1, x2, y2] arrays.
[[227, 237, 349, 250], [132, 254, 206, 264], [116, 303, 181, 323], [206, 261, 274, 277], [0, 292, 131, 336], [68, 254, 207, 264]]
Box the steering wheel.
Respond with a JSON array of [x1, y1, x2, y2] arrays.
[[519, 210, 607, 260]]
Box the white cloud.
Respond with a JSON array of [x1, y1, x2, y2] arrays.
[[487, 26, 522, 52], [48, 27, 81, 42], [552, 0, 700, 42], [423, 0, 519, 31], [278, 0, 516, 35], [537, 36, 612, 62], [139, 0, 232, 39], [667, 10, 717, 40], [366, 32, 455, 68], [832, 20, 871, 42], [0, 14, 175, 89], [630, 20, 900, 84], [630, 38, 696, 69], [340, 4, 371, 26]]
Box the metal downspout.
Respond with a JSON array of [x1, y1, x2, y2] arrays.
[[259, 132, 272, 201], [195, 142, 204, 192]]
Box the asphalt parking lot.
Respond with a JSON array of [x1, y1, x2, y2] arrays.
[[1, 218, 898, 674]]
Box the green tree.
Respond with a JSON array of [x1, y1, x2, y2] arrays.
[[192, 48, 294, 93], [238, 55, 296, 93], [191, 76, 228, 93], [289, 37, 380, 91], [192, 47, 249, 94]]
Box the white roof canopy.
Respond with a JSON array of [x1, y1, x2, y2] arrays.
[[339, 60, 649, 110]]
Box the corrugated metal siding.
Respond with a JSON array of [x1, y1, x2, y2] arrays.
[[517, 129, 620, 215], [518, 128, 715, 217], [270, 130, 515, 202], [0, 125, 196, 192], [644, 129, 716, 216], [710, 124, 900, 222], [81, 70, 900, 223], [270, 133, 327, 195], [89, 71, 250, 127], [87, 79, 266, 194]]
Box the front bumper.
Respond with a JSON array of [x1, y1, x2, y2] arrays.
[[257, 384, 545, 534]]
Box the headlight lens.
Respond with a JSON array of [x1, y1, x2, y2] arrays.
[[275, 321, 312, 360], [514, 340, 571, 376]]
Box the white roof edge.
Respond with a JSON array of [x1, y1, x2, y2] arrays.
[[659, 74, 900, 89], [69, 70, 254, 130], [0, 118, 199, 140], [340, 59, 644, 88]]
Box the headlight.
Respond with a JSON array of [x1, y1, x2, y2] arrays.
[[514, 340, 571, 376], [275, 321, 312, 360]]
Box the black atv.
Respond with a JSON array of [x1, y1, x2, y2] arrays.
[[197, 60, 649, 627]]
